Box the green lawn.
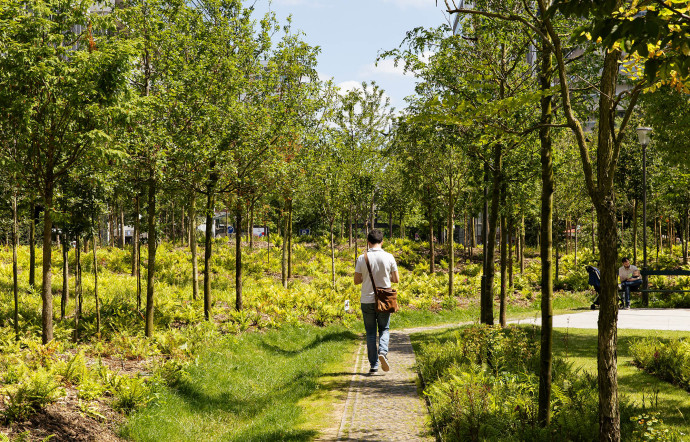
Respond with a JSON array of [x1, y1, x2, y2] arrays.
[[121, 324, 359, 442], [552, 327, 690, 436]]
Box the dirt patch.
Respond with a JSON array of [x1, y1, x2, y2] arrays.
[[1, 388, 124, 442]]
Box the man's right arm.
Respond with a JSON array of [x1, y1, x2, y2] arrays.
[[390, 271, 399, 283]]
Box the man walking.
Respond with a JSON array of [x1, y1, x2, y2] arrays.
[[354, 229, 399, 374], [619, 257, 642, 309]]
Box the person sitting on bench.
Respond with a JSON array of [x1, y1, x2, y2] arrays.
[[618, 257, 642, 309]]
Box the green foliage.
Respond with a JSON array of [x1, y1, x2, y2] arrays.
[[111, 375, 152, 414], [630, 413, 684, 442], [415, 325, 645, 441], [630, 338, 690, 391], [1, 368, 64, 423]]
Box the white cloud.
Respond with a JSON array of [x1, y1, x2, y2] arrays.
[[336, 80, 363, 95]]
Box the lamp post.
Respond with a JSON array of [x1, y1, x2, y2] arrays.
[[637, 126, 652, 306]]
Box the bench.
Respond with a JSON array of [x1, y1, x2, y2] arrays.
[[638, 269, 690, 304]]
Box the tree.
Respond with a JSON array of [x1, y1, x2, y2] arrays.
[[0, 0, 136, 343]]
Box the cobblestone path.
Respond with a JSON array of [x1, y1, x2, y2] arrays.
[[335, 331, 434, 441]]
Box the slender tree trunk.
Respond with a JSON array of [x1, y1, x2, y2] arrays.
[[428, 208, 435, 273], [481, 159, 491, 324], [41, 181, 55, 344], [288, 199, 293, 278], [12, 192, 19, 340], [508, 216, 514, 289], [249, 202, 255, 249], [29, 199, 36, 288], [633, 200, 638, 264], [281, 210, 288, 288], [61, 240, 69, 320], [348, 206, 352, 248], [190, 193, 199, 301], [120, 206, 125, 248], [145, 176, 157, 337], [592, 207, 597, 256], [132, 194, 139, 277], [499, 213, 507, 327], [93, 230, 100, 336], [575, 219, 579, 267], [73, 237, 82, 342], [330, 219, 336, 288], [203, 191, 215, 320], [520, 215, 525, 273], [108, 208, 114, 247], [235, 207, 243, 311], [683, 208, 690, 265], [537, 32, 555, 426], [389, 211, 393, 240], [448, 198, 454, 299], [482, 145, 501, 326]]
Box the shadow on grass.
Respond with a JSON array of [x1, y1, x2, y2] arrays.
[[258, 329, 359, 356]]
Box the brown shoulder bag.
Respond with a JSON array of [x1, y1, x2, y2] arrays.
[[364, 251, 399, 313]]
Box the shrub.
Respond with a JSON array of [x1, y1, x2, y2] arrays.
[[2, 368, 64, 423], [112, 375, 151, 414], [629, 338, 690, 390]]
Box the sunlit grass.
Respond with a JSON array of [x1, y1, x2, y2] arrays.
[[121, 324, 358, 441]]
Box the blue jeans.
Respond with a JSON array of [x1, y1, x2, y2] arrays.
[[622, 279, 642, 306], [361, 303, 390, 369]]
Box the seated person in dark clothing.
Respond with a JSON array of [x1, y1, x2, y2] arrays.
[[618, 257, 642, 309]]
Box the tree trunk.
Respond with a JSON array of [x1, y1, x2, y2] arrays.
[[330, 219, 336, 288], [508, 216, 514, 290], [120, 206, 125, 248], [132, 194, 139, 277], [282, 210, 288, 288], [145, 176, 157, 337], [12, 192, 19, 340], [29, 199, 36, 288], [448, 199, 454, 299], [41, 181, 54, 344], [61, 239, 69, 320], [683, 208, 690, 265], [520, 215, 525, 273], [428, 208, 435, 273], [482, 145, 501, 326], [288, 199, 293, 278], [235, 208, 243, 311], [592, 206, 596, 255], [348, 206, 352, 248], [499, 213, 507, 327], [190, 193, 199, 301], [633, 200, 638, 264], [73, 237, 82, 342], [203, 191, 215, 321], [93, 230, 100, 336], [575, 218, 579, 267], [249, 202, 255, 250], [537, 33, 555, 426], [389, 211, 393, 240]]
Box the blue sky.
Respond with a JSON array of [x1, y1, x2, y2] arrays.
[[252, 0, 451, 111]]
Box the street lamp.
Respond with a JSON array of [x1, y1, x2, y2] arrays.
[[637, 126, 652, 306]]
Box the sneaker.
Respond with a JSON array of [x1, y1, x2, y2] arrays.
[[369, 368, 378, 374], [378, 354, 390, 372]]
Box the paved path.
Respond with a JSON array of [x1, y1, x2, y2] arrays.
[[510, 308, 690, 331], [336, 331, 434, 442]]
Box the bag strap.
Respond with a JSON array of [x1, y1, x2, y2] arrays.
[[364, 251, 378, 292]]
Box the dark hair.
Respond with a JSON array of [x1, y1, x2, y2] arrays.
[[367, 229, 383, 245], [621, 257, 629, 263]]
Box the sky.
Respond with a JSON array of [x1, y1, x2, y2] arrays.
[[251, 0, 452, 111]]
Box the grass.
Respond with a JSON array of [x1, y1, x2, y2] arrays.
[[410, 324, 690, 439], [552, 327, 690, 436], [120, 324, 359, 442]]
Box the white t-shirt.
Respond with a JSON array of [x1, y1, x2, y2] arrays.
[[619, 264, 639, 282], [355, 248, 398, 303]]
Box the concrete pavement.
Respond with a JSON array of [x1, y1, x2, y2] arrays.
[[510, 308, 690, 331]]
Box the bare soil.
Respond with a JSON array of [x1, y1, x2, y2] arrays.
[[0, 388, 124, 442]]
